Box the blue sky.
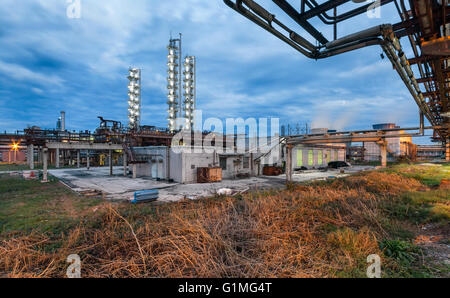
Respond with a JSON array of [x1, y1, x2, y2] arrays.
[[0, 0, 433, 144]]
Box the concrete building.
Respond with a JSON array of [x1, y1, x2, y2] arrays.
[[131, 146, 261, 183], [363, 123, 415, 161], [131, 146, 169, 179]]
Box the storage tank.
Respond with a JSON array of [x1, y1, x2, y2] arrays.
[[372, 123, 398, 130], [311, 128, 328, 134]]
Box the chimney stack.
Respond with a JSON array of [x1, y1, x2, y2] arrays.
[[60, 111, 65, 131]]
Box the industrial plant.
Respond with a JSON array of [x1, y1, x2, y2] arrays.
[[0, 0, 449, 281], [0, 26, 449, 200]]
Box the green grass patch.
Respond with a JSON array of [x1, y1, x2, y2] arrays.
[[0, 163, 78, 172], [0, 175, 102, 236], [0, 164, 30, 171], [0, 164, 448, 278], [386, 163, 450, 187], [382, 189, 450, 225], [380, 239, 419, 264]]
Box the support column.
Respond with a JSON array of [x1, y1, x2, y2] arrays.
[[109, 150, 113, 176], [380, 140, 387, 168], [362, 142, 365, 162], [27, 144, 34, 169], [123, 151, 127, 176], [132, 164, 137, 179], [250, 153, 254, 177], [446, 139, 450, 161], [86, 150, 90, 170], [55, 148, 60, 168], [40, 147, 44, 165], [77, 150, 80, 168], [42, 148, 48, 183], [286, 144, 293, 183], [167, 147, 171, 181]]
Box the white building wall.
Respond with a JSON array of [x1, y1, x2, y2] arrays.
[[133, 163, 151, 178], [220, 154, 253, 179], [133, 146, 265, 183], [182, 152, 216, 183], [169, 150, 183, 182], [132, 146, 169, 179]]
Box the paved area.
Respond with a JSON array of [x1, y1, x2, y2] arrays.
[[41, 165, 375, 202], [49, 167, 174, 196]]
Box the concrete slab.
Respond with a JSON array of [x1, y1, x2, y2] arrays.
[[48, 167, 175, 200], [46, 165, 375, 202], [158, 176, 286, 202]]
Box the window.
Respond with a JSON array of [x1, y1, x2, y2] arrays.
[[297, 149, 303, 167], [219, 157, 227, 170], [326, 150, 331, 163], [308, 150, 313, 166], [243, 157, 249, 169], [318, 150, 323, 165]]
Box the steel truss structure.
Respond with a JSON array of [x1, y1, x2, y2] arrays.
[[224, 0, 450, 143]]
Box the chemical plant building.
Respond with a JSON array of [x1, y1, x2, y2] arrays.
[[416, 145, 446, 160], [2, 113, 449, 202], [1, 35, 449, 202], [132, 145, 261, 183]]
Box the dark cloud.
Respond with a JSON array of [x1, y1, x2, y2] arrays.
[[0, 0, 432, 144]]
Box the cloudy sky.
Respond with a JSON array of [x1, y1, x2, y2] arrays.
[[0, 0, 433, 143]]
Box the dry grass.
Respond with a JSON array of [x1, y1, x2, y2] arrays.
[[0, 171, 428, 277]]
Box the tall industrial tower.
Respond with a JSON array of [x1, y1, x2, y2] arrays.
[[127, 68, 141, 129], [167, 34, 182, 133], [183, 56, 196, 130]]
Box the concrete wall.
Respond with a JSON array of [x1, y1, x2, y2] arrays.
[[181, 152, 217, 183], [1, 150, 26, 163], [132, 145, 263, 183], [133, 146, 169, 179], [172, 152, 255, 183], [169, 150, 183, 183], [219, 154, 253, 179], [133, 163, 151, 178]]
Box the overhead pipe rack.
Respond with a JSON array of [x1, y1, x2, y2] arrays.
[[224, 0, 449, 143]]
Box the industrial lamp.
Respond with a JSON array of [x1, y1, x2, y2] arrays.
[[127, 68, 141, 129]]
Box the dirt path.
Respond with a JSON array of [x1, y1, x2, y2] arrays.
[[415, 223, 450, 277]]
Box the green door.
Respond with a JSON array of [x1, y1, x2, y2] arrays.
[[297, 149, 303, 167], [308, 150, 313, 166]]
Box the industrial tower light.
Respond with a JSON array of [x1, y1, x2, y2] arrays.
[[167, 40, 181, 133], [127, 67, 141, 129], [182, 56, 196, 130]]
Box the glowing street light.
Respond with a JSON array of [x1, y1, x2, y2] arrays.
[[10, 141, 19, 151], [167, 35, 182, 133], [183, 56, 196, 130], [127, 68, 141, 129]]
